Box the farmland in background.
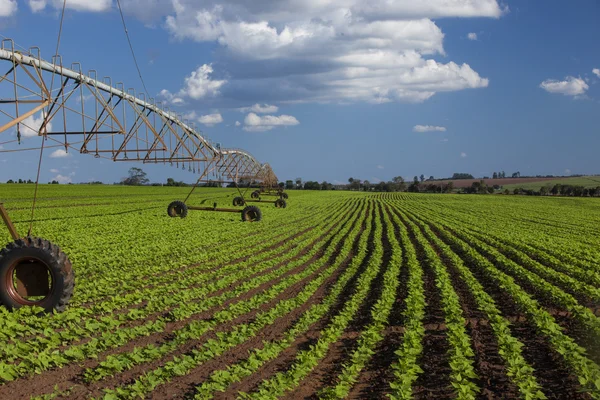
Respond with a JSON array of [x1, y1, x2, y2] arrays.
[[501, 175, 600, 191], [0, 185, 599, 399], [427, 175, 600, 190]]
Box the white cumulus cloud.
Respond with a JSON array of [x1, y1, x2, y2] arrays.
[[413, 125, 446, 132], [50, 149, 70, 158], [235, 121, 241, 127], [461, 152, 467, 158], [593, 68, 600, 78], [49, 168, 59, 173], [158, 0, 497, 105], [19, 112, 52, 138], [28, 0, 111, 12], [353, 0, 506, 20], [238, 104, 279, 114], [377, 165, 384, 170], [161, 64, 227, 104], [198, 113, 224, 126], [52, 174, 72, 184], [0, 0, 17, 16], [467, 32, 478, 40], [243, 113, 299, 132], [540, 76, 588, 97]]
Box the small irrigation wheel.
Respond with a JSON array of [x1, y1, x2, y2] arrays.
[[167, 201, 188, 218], [251, 191, 260, 199], [0, 237, 74, 313], [232, 196, 245, 207], [241, 206, 262, 222], [274, 199, 287, 208], [281, 192, 289, 199]]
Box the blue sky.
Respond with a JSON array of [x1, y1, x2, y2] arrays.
[[0, 0, 599, 185]]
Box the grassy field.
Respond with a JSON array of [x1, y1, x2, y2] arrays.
[[0, 185, 599, 399]]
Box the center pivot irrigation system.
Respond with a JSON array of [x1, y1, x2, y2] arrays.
[[0, 39, 287, 313]]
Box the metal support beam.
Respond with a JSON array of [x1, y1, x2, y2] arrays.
[[0, 203, 20, 241]]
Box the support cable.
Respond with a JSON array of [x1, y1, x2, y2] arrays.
[[28, 0, 67, 236], [115, 0, 150, 96]]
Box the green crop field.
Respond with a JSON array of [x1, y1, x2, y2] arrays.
[[0, 185, 599, 399], [502, 175, 600, 191]]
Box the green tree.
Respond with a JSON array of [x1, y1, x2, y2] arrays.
[[122, 167, 149, 186], [392, 176, 406, 191], [320, 181, 333, 190]]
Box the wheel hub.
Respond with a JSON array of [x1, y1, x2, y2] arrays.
[[7, 257, 52, 304]]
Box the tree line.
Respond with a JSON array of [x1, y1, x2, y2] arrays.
[[513, 184, 600, 197]]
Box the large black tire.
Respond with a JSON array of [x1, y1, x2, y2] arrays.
[[274, 199, 287, 209], [241, 206, 262, 222], [281, 192, 289, 199], [251, 191, 260, 199], [232, 196, 245, 207], [167, 201, 188, 218], [0, 237, 74, 313]]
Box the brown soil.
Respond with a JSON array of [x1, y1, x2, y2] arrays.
[[5, 197, 597, 400], [143, 200, 369, 400], [215, 202, 370, 399], [280, 203, 378, 400], [343, 205, 403, 399], [445, 225, 598, 310], [1, 203, 358, 400], [428, 222, 589, 399], [4, 226, 316, 350], [396, 210, 453, 399], [429, 224, 520, 399]]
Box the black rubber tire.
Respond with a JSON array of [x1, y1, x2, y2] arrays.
[[0, 237, 74, 313], [281, 192, 289, 199], [251, 191, 260, 199], [274, 199, 287, 209], [232, 196, 245, 207], [241, 206, 262, 222], [167, 201, 188, 218]]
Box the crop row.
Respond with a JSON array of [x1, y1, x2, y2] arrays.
[[0, 198, 363, 383], [99, 200, 372, 399]]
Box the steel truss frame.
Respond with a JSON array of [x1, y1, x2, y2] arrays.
[[0, 39, 278, 187]]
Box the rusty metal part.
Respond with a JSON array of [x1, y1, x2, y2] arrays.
[[187, 206, 243, 213], [244, 199, 279, 204], [7, 257, 53, 305], [0, 203, 20, 241], [0, 39, 278, 186]]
